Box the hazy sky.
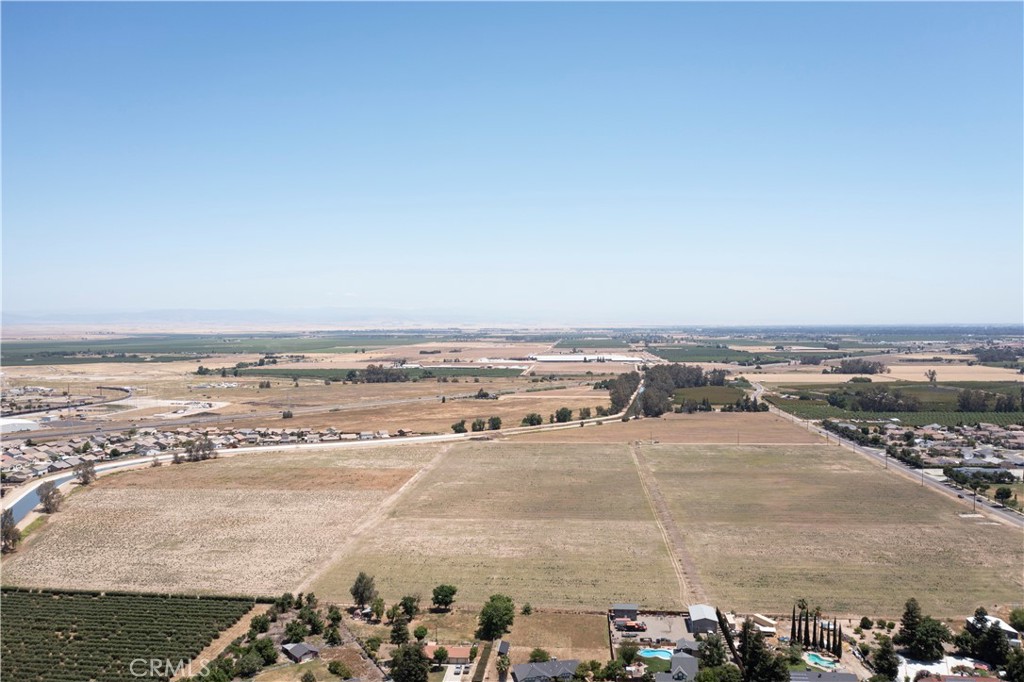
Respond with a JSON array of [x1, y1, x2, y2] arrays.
[[3, 2, 1022, 326]]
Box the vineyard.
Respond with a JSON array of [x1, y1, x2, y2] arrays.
[[0, 589, 257, 682], [765, 397, 1024, 427]]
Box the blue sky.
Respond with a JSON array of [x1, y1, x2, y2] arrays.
[[3, 2, 1021, 325]]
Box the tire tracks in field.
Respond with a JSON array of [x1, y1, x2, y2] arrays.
[[295, 443, 454, 594], [629, 443, 707, 606]]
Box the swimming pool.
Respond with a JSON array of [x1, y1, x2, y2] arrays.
[[638, 649, 672, 660], [806, 653, 837, 668]]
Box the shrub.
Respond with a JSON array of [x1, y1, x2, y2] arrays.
[[860, 617, 873, 629]]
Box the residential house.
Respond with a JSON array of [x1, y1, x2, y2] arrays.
[[282, 642, 320, 663], [789, 673, 857, 682], [512, 660, 580, 682], [653, 653, 698, 682]]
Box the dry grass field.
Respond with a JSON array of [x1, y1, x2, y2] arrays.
[[1, 445, 438, 595], [642, 443, 1024, 617], [313, 442, 681, 610], [222, 384, 608, 433], [512, 412, 823, 444]]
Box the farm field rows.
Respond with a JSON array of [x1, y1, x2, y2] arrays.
[[642, 443, 1024, 617], [0, 589, 256, 682], [312, 442, 682, 610]]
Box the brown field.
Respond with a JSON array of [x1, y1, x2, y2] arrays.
[[312, 442, 681, 610], [643, 443, 1024, 617], [0, 445, 438, 595], [222, 384, 609, 433], [511, 412, 823, 444]]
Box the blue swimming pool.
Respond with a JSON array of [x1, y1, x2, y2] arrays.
[[806, 653, 837, 669], [638, 649, 672, 660]]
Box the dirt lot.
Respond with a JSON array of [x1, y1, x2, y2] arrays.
[[643, 443, 1024, 618], [1, 445, 437, 595], [511, 412, 824, 444], [313, 442, 681, 610]]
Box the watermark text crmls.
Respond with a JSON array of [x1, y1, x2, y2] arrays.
[[130, 658, 211, 678]]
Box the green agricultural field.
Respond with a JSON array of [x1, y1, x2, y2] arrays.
[[643, 444, 1024, 617], [0, 589, 257, 682], [673, 386, 747, 405], [651, 346, 756, 363], [765, 397, 1024, 427], [554, 338, 630, 349], [0, 333, 441, 365]]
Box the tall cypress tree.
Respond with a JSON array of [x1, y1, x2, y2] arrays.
[[803, 610, 811, 647], [825, 622, 831, 652], [833, 623, 843, 658], [812, 617, 819, 650], [791, 606, 797, 642]]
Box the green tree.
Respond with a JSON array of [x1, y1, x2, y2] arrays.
[[75, 460, 97, 485], [521, 603, 533, 615], [284, 619, 307, 643], [496, 655, 511, 679], [995, 487, 1014, 505], [489, 416, 502, 430], [328, 604, 343, 626], [432, 584, 458, 610], [1010, 608, 1024, 633], [1004, 648, 1024, 682], [235, 650, 264, 678], [250, 613, 271, 633], [699, 633, 728, 668], [521, 413, 544, 426], [38, 480, 63, 513], [555, 407, 573, 422], [530, 648, 551, 663], [329, 660, 353, 678], [433, 647, 450, 668], [1, 509, 21, 553], [326, 625, 343, 646], [372, 596, 385, 621], [400, 595, 421, 619], [477, 594, 515, 639], [391, 643, 430, 682], [391, 615, 411, 644], [738, 619, 787, 682], [618, 641, 639, 665], [872, 637, 900, 681], [925, 369, 938, 384], [894, 598, 922, 649], [350, 572, 378, 607], [471, 418, 487, 432], [452, 420, 468, 434], [414, 625, 429, 642]]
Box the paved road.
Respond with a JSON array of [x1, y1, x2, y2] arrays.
[[752, 382, 1024, 530]]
